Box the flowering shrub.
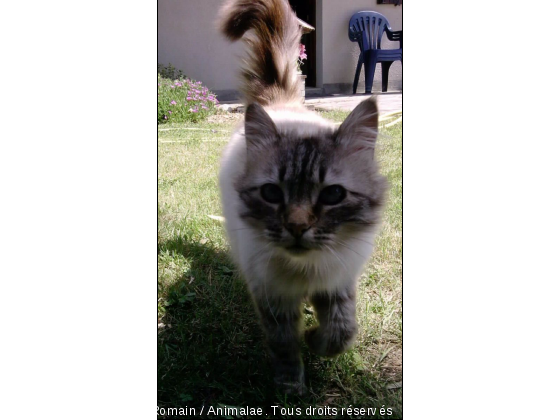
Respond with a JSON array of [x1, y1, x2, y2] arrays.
[[157, 73, 219, 124]]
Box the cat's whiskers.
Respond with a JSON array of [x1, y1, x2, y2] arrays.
[[342, 235, 376, 247], [250, 232, 269, 239], [325, 244, 349, 275], [332, 239, 367, 259], [228, 226, 255, 232]]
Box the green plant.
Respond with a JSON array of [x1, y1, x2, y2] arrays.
[[157, 63, 185, 80], [157, 66, 219, 124]]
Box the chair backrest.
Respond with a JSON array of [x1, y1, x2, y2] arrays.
[[348, 11, 391, 52]]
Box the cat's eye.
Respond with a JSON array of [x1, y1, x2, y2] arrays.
[[260, 183, 284, 204], [318, 185, 346, 205]]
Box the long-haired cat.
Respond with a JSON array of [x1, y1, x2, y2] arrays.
[[218, 0, 386, 395]]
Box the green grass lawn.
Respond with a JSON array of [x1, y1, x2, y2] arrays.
[[158, 110, 402, 419]]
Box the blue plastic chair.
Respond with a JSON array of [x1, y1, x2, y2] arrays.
[[348, 11, 402, 94]]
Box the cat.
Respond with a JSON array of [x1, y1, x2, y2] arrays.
[[218, 0, 387, 395]]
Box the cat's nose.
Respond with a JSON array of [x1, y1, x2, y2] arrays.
[[284, 206, 316, 238], [284, 222, 311, 238]]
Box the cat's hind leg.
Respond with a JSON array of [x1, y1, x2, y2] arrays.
[[305, 286, 358, 357]]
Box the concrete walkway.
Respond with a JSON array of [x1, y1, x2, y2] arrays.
[[306, 92, 402, 116], [218, 92, 402, 117]]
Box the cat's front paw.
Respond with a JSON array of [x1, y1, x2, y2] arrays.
[[273, 368, 307, 396], [274, 377, 308, 396], [305, 324, 357, 357], [304, 326, 329, 356]]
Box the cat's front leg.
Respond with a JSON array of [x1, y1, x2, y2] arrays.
[[254, 297, 306, 395], [305, 286, 358, 358]]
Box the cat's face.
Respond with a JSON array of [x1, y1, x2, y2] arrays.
[[235, 99, 386, 257]]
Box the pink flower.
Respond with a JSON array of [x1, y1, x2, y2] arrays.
[[170, 100, 177, 105], [168, 111, 172, 115], [299, 44, 307, 60]]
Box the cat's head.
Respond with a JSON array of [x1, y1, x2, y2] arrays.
[[235, 98, 386, 257]]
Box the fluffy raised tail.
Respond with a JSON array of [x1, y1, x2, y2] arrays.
[[219, 0, 302, 106]]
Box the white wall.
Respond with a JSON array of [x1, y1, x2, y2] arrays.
[[158, 0, 243, 92]]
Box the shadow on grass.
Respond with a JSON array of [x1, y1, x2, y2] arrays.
[[157, 235, 276, 411], [157, 234, 401, 419]]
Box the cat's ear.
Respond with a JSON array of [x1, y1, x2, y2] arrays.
[[335, 97, 378, 155], [244, 103, 279, 152]]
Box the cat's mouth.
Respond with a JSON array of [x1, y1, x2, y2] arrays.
[[285, 243, 311, 255]]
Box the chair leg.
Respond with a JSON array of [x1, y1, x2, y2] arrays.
[[363, 50, 377, 94], [353, 53, 363, 94], [381, 61, 393, 93]]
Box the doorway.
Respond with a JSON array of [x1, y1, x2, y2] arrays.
[[288, 0, 316, 87]]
